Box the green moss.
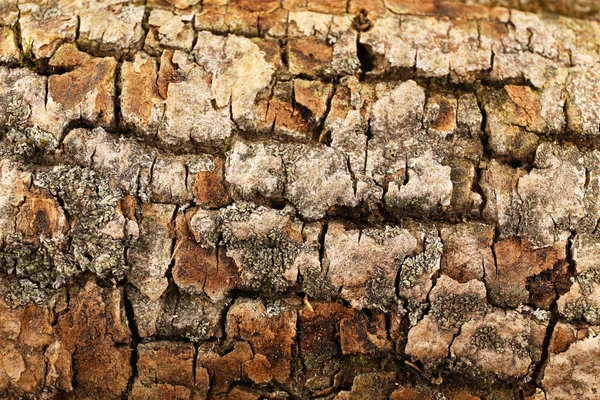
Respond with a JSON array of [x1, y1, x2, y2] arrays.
[[350, 354, 366, 366], [20, 38, 37, 71]]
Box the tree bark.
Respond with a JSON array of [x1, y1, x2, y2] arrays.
[[1, 0, 600, 399]]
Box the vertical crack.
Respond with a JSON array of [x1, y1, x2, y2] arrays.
[[315, 82, 336, 144], [363, 120, 372, 176], [530, 230, 577, 390], [346, 155, 358, 197], [114, 61, 123, 131], [75, 15, 81, 42], [192, 341, 199, 387], [491, 227, 499, 278], [167, 205, 181, 284], [190, 14, 198, 51], [123, 287, 140, 399], [318, 221, 328, 278], [44, 76, 49, 110]]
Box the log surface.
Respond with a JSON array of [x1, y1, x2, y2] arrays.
[[1, 0, 600, 399]]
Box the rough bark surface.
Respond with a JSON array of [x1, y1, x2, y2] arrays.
[[1, 0, 600, 399]]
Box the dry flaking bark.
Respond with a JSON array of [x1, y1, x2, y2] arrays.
[[2, 0, 600, 399]]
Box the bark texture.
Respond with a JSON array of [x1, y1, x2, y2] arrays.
[[1, 0, 600, 399]]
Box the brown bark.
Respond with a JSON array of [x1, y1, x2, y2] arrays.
[[1, 0, 600, 399]]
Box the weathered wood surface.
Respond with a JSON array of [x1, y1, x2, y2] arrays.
[[1, 0, 600, 399]]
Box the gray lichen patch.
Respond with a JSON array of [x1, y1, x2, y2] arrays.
[[0, 93, 57, 156], [558, 267, 600, 324], [63, 127, 156, 196], [324, 221, 418, 310], [517, 143, 586, 247], [0, 163, 131, 305], [220, 201, 269, 223], [231, 230, 300, 292], [0, 237, 77, 306], [35, 166, 121, 231], [405, 276, 488, 365], [1, 95, 31, 130], [397, 233, 443, 298], [362, 266, 399, 312], [1, 278, 54, 306], [33, 166, 128, 278], [362, 224, 407, 245], [431, 292, 489, 330], [6, 125, 59, 157], [559, 293, 600, 325], [450, 309, 547, 380], [469, 325, 529, 358], [226, 141, 358, 220], [220, 202, 309, 292]]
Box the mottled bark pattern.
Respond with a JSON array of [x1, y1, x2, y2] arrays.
[[1, 0, 600, 399]]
